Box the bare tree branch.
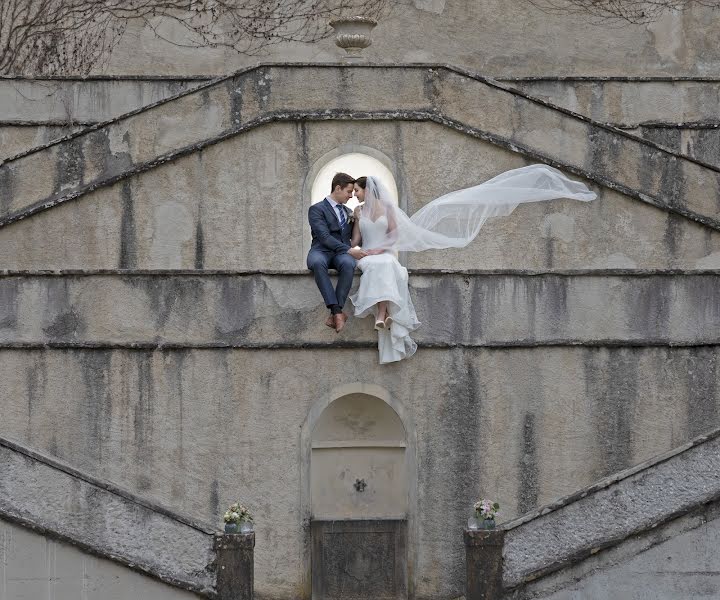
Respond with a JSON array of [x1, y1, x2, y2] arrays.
[[0, 0, 390, 75], [525, 0, 720, 25]]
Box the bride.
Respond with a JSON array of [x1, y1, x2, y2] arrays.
[[348, 164, 597, 364]]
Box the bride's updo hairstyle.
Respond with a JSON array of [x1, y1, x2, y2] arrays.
[[355, 176, 367, 189]]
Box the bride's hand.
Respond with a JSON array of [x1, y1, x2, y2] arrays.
[[353, 206, 362, 219]]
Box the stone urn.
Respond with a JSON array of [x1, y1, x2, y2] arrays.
[[329, 16, 378, 59]]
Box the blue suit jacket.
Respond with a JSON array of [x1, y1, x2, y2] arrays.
[[308, 199, 353, 254]]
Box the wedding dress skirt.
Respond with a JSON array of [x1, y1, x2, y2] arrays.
[[349, 216, 420, 364]]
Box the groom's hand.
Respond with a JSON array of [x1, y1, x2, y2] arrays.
[[348, 247, 367, 259]]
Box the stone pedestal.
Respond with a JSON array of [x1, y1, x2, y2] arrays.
[[214, 532, 255, 600], [465, 528, 505, 600]]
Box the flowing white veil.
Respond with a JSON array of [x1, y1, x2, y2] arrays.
[[359, 164, 597, 252]]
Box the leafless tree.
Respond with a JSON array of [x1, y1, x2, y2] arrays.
[[526, 0, 720, 24], [0, 0, 389, 76]]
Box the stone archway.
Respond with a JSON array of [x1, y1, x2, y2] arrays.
[[301, 384, 414, 600]]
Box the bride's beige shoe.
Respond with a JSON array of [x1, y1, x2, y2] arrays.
[[384, 316, 393, 328], [374, 319, 386, 330]]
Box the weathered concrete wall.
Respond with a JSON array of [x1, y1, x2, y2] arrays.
[[1, 120, 719, 272], [502, 429, 720, 589], [0, 273, 718, 347], [0, 78, 202, 124], [0, 78, 204, 161], [1, 61, 718, 600], [633, 125, 720, 169], [510, 503, 720, 599], [504, 429, 720, 598], [0, 346, 718, 598], [3, 66, 720, 239], [4, 77, 719, 164], [87, 2, 720, 77], [0, 124, 80, 162], [0, 439, 216, 594], [509, 80, 720, 127], [508, 79, 720, 168], [0, 517, 200, 600]]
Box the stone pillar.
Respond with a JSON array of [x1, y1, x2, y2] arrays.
[[214, 532, 255, 600], [465, 529, 505, 600]]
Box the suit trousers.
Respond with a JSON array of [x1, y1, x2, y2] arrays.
[[307, 249, 356, 309]]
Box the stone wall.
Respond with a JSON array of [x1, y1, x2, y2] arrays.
[[1, 345, 719, 599], [515, 508, 720, 599], [87, 2, 720, 77], [0, 78, 204, 161], [510, 79, 720, 168], [0, 518, 200, 600], [1, 64, 718, 599], [0, 438, 216, 594], [503, 429, 720, 598]]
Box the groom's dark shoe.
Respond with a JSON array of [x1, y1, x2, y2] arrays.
[[333, 312, 348, 333], [325, 315, 335, 329]]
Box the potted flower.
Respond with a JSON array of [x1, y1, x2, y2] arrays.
[[468, 498, 500, 530], [223, 502, 254, 534]]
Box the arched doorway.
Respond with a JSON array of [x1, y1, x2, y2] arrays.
[[306, 389, 410, 600]]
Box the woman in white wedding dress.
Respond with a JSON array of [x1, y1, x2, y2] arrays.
[[348, 165, 597, 364], [349, 176, 421, 364]]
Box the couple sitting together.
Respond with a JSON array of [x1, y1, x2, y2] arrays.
[[307, 166, 597, 364]]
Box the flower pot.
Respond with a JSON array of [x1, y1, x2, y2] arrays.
[[224, 522, 240, 534], [468, 515, 496, 530], [480, 518, 496, 530], [239, 521, 254, 533], [329, 17, 378, 60]]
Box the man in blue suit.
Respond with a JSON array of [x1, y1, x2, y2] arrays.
[[307, 172, 367, 332]]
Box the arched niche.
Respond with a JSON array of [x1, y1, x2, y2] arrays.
[[310, 393, 407, 519], [301, 145, 401, 263], [299, 384, 417, 600]]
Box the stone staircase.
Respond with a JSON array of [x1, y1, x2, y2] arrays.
[[0, 434, 252, 598], [1, 64, 719, 233], [466, 426, 720, 599]]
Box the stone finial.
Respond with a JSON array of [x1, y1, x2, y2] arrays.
[[329, 16, 378, 60]]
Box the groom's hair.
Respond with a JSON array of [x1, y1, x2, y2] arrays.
[[331, 172, 355, 192]]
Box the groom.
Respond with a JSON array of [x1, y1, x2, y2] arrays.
[[307, 172, 367, 332]]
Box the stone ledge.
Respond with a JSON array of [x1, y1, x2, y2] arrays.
[[501, 426, 720, 589], [0, 272, 717, 347], [1, 268, 720, 276]]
